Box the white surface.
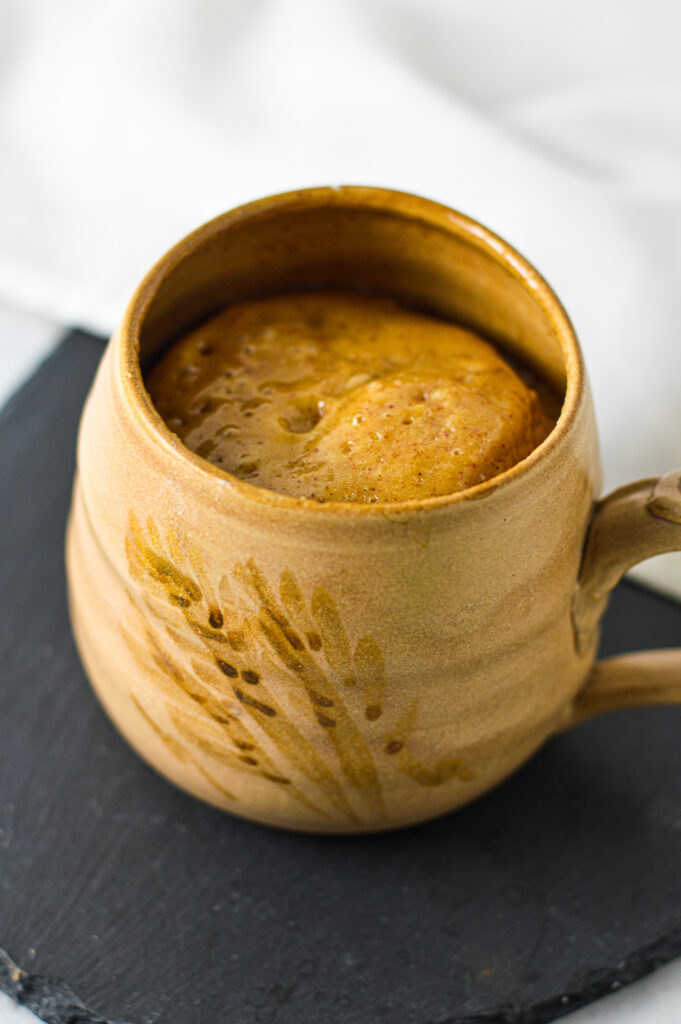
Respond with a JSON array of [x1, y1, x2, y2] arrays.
[[565, 958, 681, 1022], [1, 3, 681, 1022], [0, 305, 61, 409], [0, 995, 41, 1023]]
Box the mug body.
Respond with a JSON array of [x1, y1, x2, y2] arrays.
[[67, 187, 601, 832]]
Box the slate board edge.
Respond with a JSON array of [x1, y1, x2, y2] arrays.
[[0, 948, 115, 1024], [2, 925, 681, 1024]]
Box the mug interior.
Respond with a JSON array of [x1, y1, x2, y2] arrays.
[[123, 187, 582, 509], [134, 188, 573, 392]]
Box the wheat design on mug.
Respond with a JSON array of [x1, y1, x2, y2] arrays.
[[120, 513, 472, 823]]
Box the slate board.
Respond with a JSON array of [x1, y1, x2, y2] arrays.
[[1, 331, 681, 1024]]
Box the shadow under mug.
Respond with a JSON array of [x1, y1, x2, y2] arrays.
[[66, 186, 681, 833]]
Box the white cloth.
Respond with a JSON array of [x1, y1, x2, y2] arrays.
[[2, 7, 681, 1019], [1, 0, 681, 596]]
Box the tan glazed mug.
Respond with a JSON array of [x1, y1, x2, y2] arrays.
[[66, 186, 681, 833]]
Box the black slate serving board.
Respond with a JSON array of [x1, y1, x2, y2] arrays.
[[1, 331, 681, 1024]]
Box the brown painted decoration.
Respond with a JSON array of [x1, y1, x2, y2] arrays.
[[66, 187, 681, 833]]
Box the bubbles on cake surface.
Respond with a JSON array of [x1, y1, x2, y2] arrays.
[[147, 291, 558, 503]]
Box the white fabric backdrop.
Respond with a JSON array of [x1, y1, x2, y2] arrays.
[[1, 0, 680, 594], [1, 2, 681, 1021]]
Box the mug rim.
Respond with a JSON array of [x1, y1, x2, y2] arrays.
[[118, 185, 586, 516]]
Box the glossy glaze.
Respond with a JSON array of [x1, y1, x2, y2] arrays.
[[66, 187, 681, 833]]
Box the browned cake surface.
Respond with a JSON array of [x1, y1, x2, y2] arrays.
[[148, 291, 556, 503]]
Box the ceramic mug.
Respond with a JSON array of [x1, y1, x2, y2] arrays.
[[66, 186, 681, 833]]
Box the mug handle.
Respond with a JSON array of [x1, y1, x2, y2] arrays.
[[566, 469, 681, 728]]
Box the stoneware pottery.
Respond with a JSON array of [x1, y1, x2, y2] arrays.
[[66, 186, 681, 833]]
